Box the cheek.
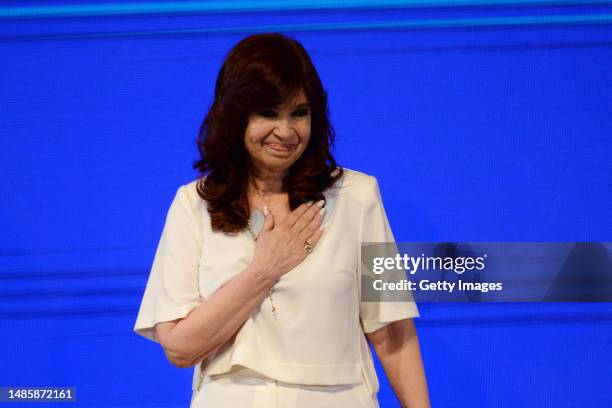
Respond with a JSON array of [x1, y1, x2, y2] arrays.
[[297, 122, 311, 141], [246, 122, 272, 144]]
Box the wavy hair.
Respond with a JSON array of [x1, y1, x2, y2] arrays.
[[193, 33, 343, 233]]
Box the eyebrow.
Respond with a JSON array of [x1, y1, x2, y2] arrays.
[[261, 102, 310, 111], [290, 102, 309, 109]]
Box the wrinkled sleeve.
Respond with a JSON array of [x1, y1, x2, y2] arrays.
[[133, 185, 203, 343], [358, 176, 419, 334]]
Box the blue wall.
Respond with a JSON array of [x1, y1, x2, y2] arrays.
[[1, 1, 611, 407]]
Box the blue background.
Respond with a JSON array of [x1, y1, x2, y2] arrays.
[[1, 1, 611, 407]]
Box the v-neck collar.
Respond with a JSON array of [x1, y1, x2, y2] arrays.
[[248, 188, 338, 236]]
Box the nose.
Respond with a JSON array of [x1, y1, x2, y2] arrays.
[[273, 119, 295, 140]]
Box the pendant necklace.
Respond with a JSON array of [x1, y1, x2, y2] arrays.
[[246, 187, 278, 320]]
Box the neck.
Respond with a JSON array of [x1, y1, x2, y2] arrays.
[[250, 166, 286, 194]]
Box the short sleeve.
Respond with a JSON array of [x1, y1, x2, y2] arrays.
[[133, 185, 203, 343], [358, 176, 419, 334]]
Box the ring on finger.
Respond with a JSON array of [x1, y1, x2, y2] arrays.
[[304, 240, 313, 254]]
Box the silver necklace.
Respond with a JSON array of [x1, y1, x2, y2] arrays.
[[246, 199, 278, 320]]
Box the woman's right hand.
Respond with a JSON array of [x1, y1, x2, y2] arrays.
[[250, 200, 325, 281]]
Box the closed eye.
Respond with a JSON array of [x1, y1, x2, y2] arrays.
[[257, 109, 278, 118], [292, 108, 310, 117]]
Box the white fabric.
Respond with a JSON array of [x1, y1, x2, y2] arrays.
[[190, 367, 379, 408], [134, 168, 419, 399]]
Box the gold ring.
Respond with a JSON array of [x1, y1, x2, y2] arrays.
[[304, 240, 313, 254]]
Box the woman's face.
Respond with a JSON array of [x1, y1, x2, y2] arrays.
[[244, 89, 311, 174]]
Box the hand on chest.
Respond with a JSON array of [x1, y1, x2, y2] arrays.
[[198, 198, 359, 301]]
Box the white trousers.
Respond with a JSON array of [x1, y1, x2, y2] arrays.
[[190, 367, 380, 408]]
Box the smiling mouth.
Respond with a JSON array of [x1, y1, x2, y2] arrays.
[[265, 143, 295, 152]]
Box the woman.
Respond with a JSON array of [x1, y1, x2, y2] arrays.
[[134, 33, 430, 408]]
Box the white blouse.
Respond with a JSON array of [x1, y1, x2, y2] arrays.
[[133, 168, 419, 397]]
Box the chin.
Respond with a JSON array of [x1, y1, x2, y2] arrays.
[[262, 156, 297, 171]]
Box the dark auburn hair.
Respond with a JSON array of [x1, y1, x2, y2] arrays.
[[193, 32, 343, 233]]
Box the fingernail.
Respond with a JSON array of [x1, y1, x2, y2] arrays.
[[318, 208, 325, 216], [306, 200, 313, 206], [315, 199, 325, 207], [264, 205, 268, 216]]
